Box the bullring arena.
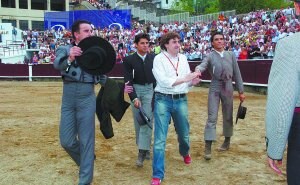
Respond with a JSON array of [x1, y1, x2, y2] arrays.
[[0, 80, 287, 185]]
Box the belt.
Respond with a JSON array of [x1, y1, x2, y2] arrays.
[[155, 92, 186, 99], [134, 82, 153, 85], [63, 80, 94, 84]]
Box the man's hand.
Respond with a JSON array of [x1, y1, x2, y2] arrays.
[[267, 157, 283, 175], [69, 46, 82, 61], [184, 72, 201, 82], [124, 81, 133, 93], [239, 93, 246, 102], [191, 77, 201, 86], [133, 98, 141, 108], [195, 67, 202, 74]]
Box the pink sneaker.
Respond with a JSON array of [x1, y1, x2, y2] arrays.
[[151, 178, 161, 185], [183, 154, 192, 164]]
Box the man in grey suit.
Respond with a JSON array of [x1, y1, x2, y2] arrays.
[[53, 20, 106, 185], [123, 33, 156, 167], [195, 31, 245, 160], [265, 32, 300, 184]]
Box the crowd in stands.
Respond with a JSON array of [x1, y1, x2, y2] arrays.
[[21, 7, 299, 64], [86, 0, 111, 10], [21, 28, 68, 64]]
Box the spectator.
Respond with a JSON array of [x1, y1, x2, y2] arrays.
[[233, 44, 242, 59], [12, 27, 17, 41], [32, 52, 39, 65]]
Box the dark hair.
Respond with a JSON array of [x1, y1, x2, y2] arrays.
[[71, 20, 91, 39], [160, 32, 181, 51], [210, 31, 224, 43], [134, 33, 150, 44]]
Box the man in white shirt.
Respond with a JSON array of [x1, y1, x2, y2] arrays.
[[150, 32, 201, 185]]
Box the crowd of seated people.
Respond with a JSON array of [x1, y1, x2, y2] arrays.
[[86, 0, 111, 9], [180, 7, 299, 60], [21, 28, 73, 64], [20, 7, 299, 64]]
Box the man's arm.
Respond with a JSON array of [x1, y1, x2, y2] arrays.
[[122, 56, 139, 106], [231, 52, 245, 102], [266, 40, 298, 160], [153, 55, 200, 88], [265, 37, 299, 174], [172, 72, 201, 86], [53, 46, 69, 71], [195, 54, 209, 73]]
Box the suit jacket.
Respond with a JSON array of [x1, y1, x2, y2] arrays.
[[96, 78, 130, 139], [266, 32, 300, 160], [123, 53, 156, 101], [53, 44, 103, 84], [195, 50, 244, 93], [53, 45, 73, 73], [54, 45, 126, 139]]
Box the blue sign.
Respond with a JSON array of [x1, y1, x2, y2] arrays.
[[44, 10, 131, 30]]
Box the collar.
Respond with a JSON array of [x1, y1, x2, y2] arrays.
[[163, 51, 179, 60], [137, 52, 147, 61], [214, 49, 224, 57]]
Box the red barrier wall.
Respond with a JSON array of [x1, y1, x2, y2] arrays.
[[0, 59, 273, 85]]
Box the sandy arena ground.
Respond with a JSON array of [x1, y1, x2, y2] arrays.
[[0, 81, 287, 185]]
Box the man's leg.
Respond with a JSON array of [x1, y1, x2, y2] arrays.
[[152, 94, 171, 180], [60, 84, 80, 166], [204, 91, 220, 160], [172, 96, 190, 159], [77, 84, 96, 185], [219, 86, 233, 151], [204, 91, 221, 141], [133, 84, 154, 166]]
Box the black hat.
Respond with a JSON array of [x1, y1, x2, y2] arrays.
[[137, 107, 152, 129], [235, 102, 247, 124], [76, 36, 116, 75]]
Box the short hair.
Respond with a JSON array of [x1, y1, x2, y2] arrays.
[[210, 31, 224, 43], [71, 20, 91, 39], [134, 33, 150, 44], [160, 32, 181, 51]]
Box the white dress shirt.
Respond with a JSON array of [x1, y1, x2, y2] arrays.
[[152, 51, 191, 94]]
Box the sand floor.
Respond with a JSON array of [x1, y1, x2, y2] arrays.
[[0, 81, 286, 185]]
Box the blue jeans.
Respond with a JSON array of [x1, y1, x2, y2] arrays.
[[152, 93, 190, 180]]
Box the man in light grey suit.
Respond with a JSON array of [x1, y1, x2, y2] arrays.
[[195, 31, 245, 160], [53, 20, 106, 185], [265, 32, 300, 184]]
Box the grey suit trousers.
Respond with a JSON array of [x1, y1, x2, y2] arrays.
[[204, 80, 234, 141], [132, 83, 153, 151], [59, 82, 96, 185]]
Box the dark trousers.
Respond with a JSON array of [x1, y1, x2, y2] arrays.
[[287, 112, 300, 185]]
